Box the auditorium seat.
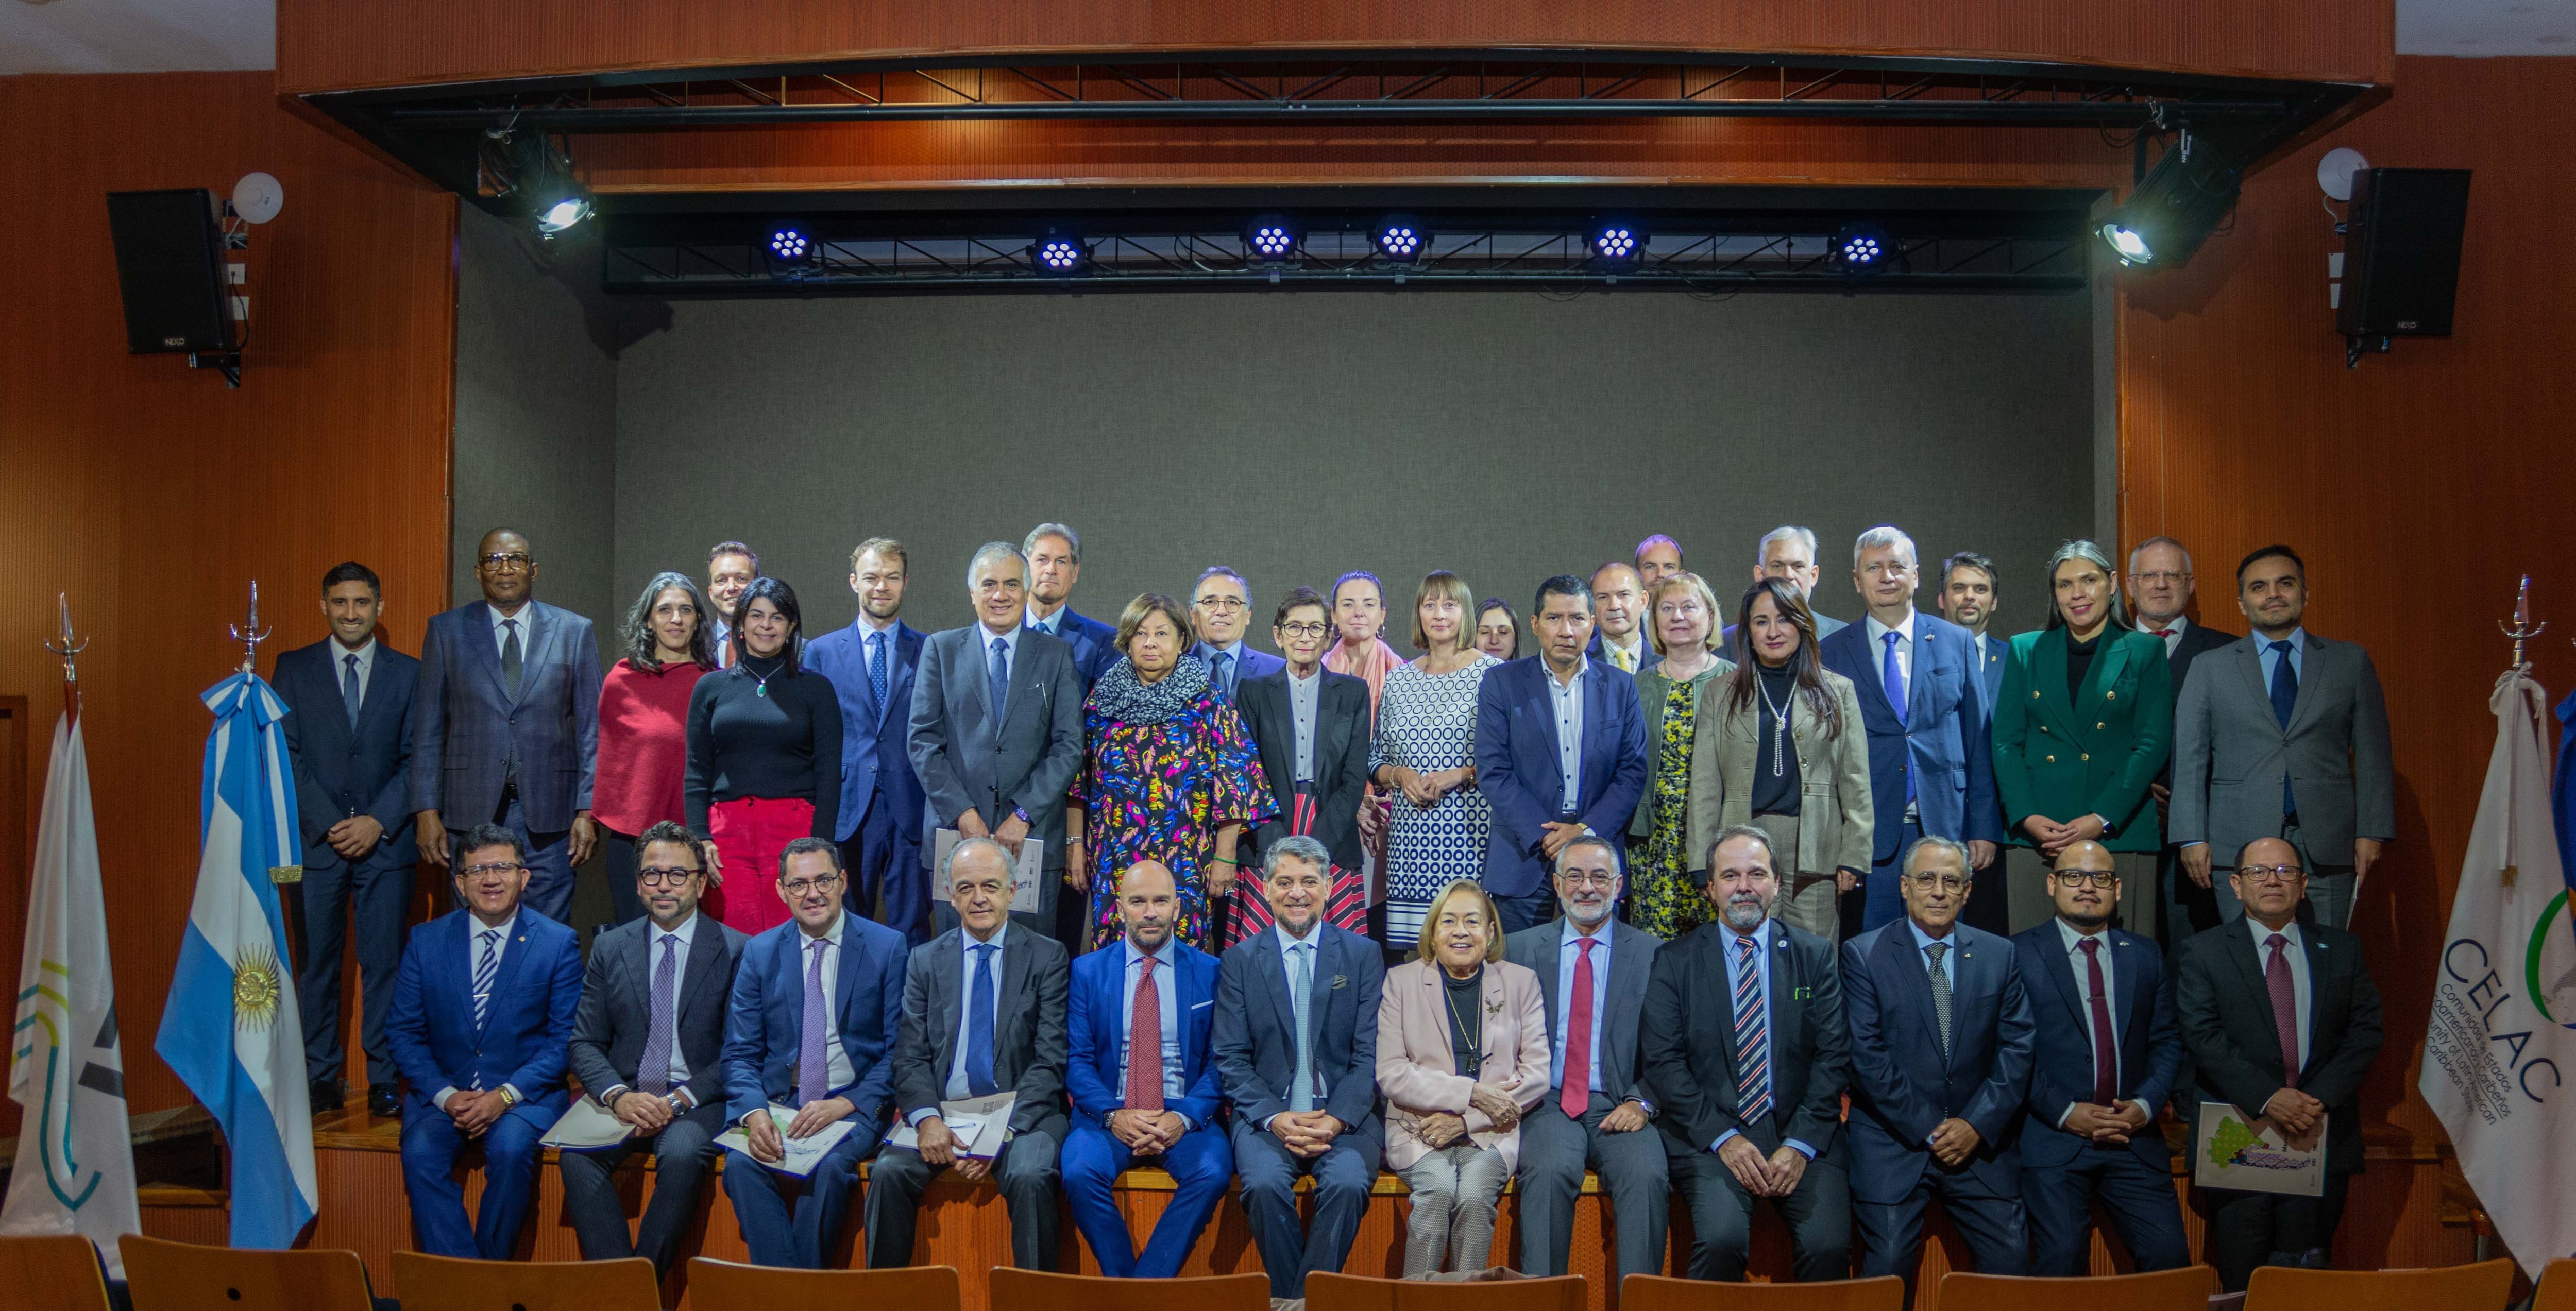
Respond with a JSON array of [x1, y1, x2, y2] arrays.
[[1620, 1272, 1905, 1310], [1306, 1270, 1588, 1311], [0, 1234, 114, 1311], [689, 1258, 963, 1311], [2536, 1259, 2576, 1311], [389, 1251, 658, 1311], [2242, 1258, 2517, 1310], [988, 1267, 1272, 1311], [1937, 1267, 2214, 1310], [120, 1233, 376, 1311]]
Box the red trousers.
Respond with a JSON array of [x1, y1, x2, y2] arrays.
[[706, 795, 815, 935]]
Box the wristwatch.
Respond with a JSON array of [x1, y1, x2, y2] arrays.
[[498, 1085, 521, 1108], [1013, 805, 1032, 825]]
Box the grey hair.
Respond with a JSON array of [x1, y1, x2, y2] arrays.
[[967, 541, 1027, 591], [1195, 564, 1252, 611], [942, 835, 1013, 883], [1262, 833, 1331, 878], [2042, 538, 2131, 630], [1755, 525, 1820, 567], [1554, 833, 1624, 876], [1699, 823, 1777, 884], [620, 571, 717, 672], [1853, 525, 1918, 569], [1024, 522, 1082, 563], [2127, 535, 2194, 575], [1903, 833, 1973, 877]]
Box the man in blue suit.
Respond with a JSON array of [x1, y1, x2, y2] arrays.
[[1213, 836, 1387, 1298], [411, 527, 603, 924], [804, 537, 932, 943], [1024, 523, 1120, 685], [1842, 835, 2033, 1302], [1475, 575, 1651, 933], [720, 838, 909, 1269], [276, 561, 418, 1119], [1821, 528, 2001, 936], [384, 823, 583, 1259], [1062, 859, 1233, 1277], [2010, 840, 2190, 1276], [1188, 566, 1286, 700], [1936, 551, 2008, 716]]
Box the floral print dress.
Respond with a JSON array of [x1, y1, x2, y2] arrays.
[[1073, 671, 1274, 951], [1629, 677, 1706, 939]]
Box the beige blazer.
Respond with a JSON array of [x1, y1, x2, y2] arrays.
[[1686, 667, 1875, 879], [1374, 957, 1551, 1172]]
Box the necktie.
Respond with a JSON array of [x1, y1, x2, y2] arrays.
[[2148, 628, 2176, 639], [1127, 956, 1166, 1112], [1883, 631, 1915, 803], [342, 653, 363, 727], [868, 631, 890, 719], [987, 636, 1011, 725], [1213, 650, 1235, 696], [2079, 938, 2117, 1106], [1611, 644, 1634, 674], [965, 942, 999, 1097], [640, 933, 680, 1097], [500, 618, 524, 700], [1560, 937, 1598, 1119], [470, 928, 499, 1089], [798, 937, 829, 1105], [1732, 934, 1772, 1125], [1925, 942, 1953, 1059], [2269, 640, 2299, 813], [1287, 942, 1316, 1113], [2265, 933, 2301, 1086]]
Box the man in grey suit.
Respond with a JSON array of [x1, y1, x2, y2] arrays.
[[866, 837, 1072, 1270], [562, 822, 748, 1274], [1505, 836, 1668, 1284], [907, 541, 1087, 934], [2171, 546, 2393, 929], [1721, 526, 1850, 650], [412, 527, 603, 924]]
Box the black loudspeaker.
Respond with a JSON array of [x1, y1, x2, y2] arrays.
[[106, 188, 233, 354], [2336, 167, 2471, 340]]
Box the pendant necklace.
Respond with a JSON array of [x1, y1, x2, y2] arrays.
[[749, 660, 778, 697], [1758, 675, 1793, 777]]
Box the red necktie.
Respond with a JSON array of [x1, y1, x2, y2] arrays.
[[2079, 938, 2117, 1106], [2148, 628, 2175, 638], [2265, 934, 2301, 1087], [1127, 956, 1165, 1111], [1559, 937, 1598, 1119]]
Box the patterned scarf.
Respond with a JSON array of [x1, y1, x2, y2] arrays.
[[1091, 653, 1212, 725]]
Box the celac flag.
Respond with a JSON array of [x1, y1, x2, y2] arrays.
[[3, 711, 140, 1274], [155, 672, 317, 1247]]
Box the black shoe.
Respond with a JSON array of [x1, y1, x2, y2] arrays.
[[308, 1079, 343, 1116], [368, 1083, 402, 1118]]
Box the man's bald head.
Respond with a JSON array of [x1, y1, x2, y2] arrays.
[[1118, 859, 1180, 951], [2047, 839, 2119, 929], [2231, 836, 2307, 927]]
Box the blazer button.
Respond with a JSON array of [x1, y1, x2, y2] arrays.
[[2032, 690, 2042, 699], [2038, 725, 2048, 734], [2097, 722, 2107, 730], [2081, 753, 2091, 762], [2046, 755, 2057, 763], [2107, 691, 2117, 701]]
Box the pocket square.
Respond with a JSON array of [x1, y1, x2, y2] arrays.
[[1332, 975, 1347, 990]]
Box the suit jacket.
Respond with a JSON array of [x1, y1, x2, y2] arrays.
[[1066, 939, 1225, 1129], [1212, 922, 1387, 1133], [1504, 917, 1660, 1106], [1472, 657, 1652, 897], [2009, 922, 2179, 1170], [1628, 661, 1732, 841], [907, 625, 1087, 871], [1036, 606, 1121, 685], [2175, 918, 2382, 1175], [1687, 668, 1874, 878], [892, 926, 1072, 1140], [1239, 667, 1374, 873], [1841, 921, 2035, 1203], [803, 618, 929, 846], [570, 913, 750, 1112], [410, 600, 603, 831], [2168, 632, 2394, 867], [2150, 621, 2239, 793], [1991, 626, 2174, 853], [1190, 642, 1287, 701], [1644, 921, 1850, 1162], [274, 637, 419, 870], [385, 908, 583, 1120], [720, 914, 910, 1128], [1375, 959, 1551, 1172], [1587, 631, 1660, 677], [1820, 612, 2000, 861]]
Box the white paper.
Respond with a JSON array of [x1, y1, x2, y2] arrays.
[[2193, 1102, 2326, 1197], [539, 1098, 636, 1152], [714, 1103, 858, 1177], [884, 1092, 1018, 1161], [931, 828, 1042, 913]]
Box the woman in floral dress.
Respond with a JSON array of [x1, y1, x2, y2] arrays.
[[1624, 571, 1734, 938], [1369, 571, 1502, 952]]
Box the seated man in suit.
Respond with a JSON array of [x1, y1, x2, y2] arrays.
[[2009, 840, 2189, 1276], [1505, 836, 1670, 1284], [720, 837, 909, 1268], [867, 837, 1073, 1270], [1213, 836, 1389, 1299], [1843, 835, 2035, 1302], [384, 823, 583, 1259], [2176, 837, 2383, 1291], [1239, 587, 1373, 904], [562, 822, 749, 1274], [1645, 826, 1851, 1283], [1063, 860, 1233, 1276]]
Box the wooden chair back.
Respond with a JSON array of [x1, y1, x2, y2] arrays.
[[987, 1267, 1273, 1311], [689, 1259, 963, 1311], [389, 1251, 659, 1311], [121, 1234, 374, 1311], [1620, 1272, 1906, 1311], [2243, 1258, 2518, 1311], [1305, 1271, 1587, 1311], [0, 1235, 113, 1311], [2533, 1259, 2576, 1311]]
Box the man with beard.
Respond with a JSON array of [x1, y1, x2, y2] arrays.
[[805, 538, 931, 941]]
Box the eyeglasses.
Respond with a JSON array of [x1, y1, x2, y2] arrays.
[[2131, 570, 2191, 585], [1904, 873, 1969, 893], [478, 553, 533, 572], [781, 874, 845, 896], [1195, 595, 1247, 612], [458, 862, 525, 879], [2051, 870, 2121, 890], [638, 867, 700, 887], [1557, 871, 1620, 888], [2237, 865, 2306, 884], [1278, 621, 1329, 638]]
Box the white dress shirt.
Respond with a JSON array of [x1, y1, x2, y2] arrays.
[[1865, 609, 1919, 695], [2139, 613, 2191, 655], [941, 922, 1011, 1104], [1551, 918, 1612, 1095], [2246, 915, 2312, 1076], [601, 911, 701, 1106], [1547, 657, 1590, 812], [332, 636, 378, 706], [1118, 938, 1191, 1126], [438, 910, 521, 1111], [2052, 917, 2153, 1125], [979, 622, 1023, 686], [1026, 603, 1067, 637], [1287, 666, 1323, 782], [810, 912, 857, 1099]]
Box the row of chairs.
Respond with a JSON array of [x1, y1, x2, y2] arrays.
[[4, 1235, 2561, 1311]]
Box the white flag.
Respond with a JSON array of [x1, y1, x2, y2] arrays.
[[2418, 673, 2576, 1279], [2, 713, 141, 1275]]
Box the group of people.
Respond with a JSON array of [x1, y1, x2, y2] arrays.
[[267, 517, 2396, 1297]]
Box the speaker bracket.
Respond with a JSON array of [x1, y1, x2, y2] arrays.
[[188, 350, 244, 388]]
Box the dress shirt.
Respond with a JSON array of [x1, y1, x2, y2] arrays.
[[487, 602, 532, 659], [331, 636, 378, 705], [979, 622, 1024, 684], [1286, 666, 1323, 782], [601, 911, 701, 1106], [1117, 938, 1192, 1127], [2256, 626, 2308, 691], [2052, 917, 2151, 1125], [1604, 632, 1646, 673], [1551, 918, 1612, 1096], [437, 910, 522, 1111], [1711, 918, 1814, 1159], [2245, 915, 2312, 1078], [797, 912, 857, 1111], [939, 921, 1011, 1105], [1546, 657, 1590, 813], [1025, 603, 1066, 637], [1267, 918, 1322, 1128], [2139, 614, 2190, 656], [1975, 630, 1994, 669], [1866, 609, 1919, 690]]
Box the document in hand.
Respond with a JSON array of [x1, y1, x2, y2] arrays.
[[933, 828, 1041, 912], [2194, 1102, 2326, 1197], [714, 1103, 859, 1177], [884, 1092, 1019, 1160], [538, 1099, 636, 1153]]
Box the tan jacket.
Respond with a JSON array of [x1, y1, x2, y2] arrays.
[[1375, 958, 1551, 1172], [1686, 667, 1875, 878]]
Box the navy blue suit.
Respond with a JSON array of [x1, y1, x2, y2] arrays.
[[385, 908, 582, 1259], [1973, 633, 2008, 720], [1841, 920, 2034, 1294], [1190, 641, 1285, 702], [274, 637, 417, 1090], [719, 913, 909, 1268], [1472, 657, 1650, 927], [1062, 939, 1232, 1278], [2009, 922, 2190, 1275], [1820, 614, 1999, 931], [1033, 606, 1120, 685], [805, 618, 931, 942]]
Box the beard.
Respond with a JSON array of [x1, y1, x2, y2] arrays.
[[1721, 894, 1770, 932]]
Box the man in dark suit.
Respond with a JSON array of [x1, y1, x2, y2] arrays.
[[1063, 859, 1233, 1277], [1820, 527, 2001, 937], [2009, 840, 2189, 1276], [1843, 835, 2033, 1301], [720, 838, 910, 1269], [1507, 837, 1669, 1283], [2176, 836, 2383, 1291], [1188, 565, 1287, 701], [868, 836, 1073, 1269], [411, 527, 603, 924], [562, 822, 749, 1274], [2126, 537, 2241, 958], [1721, 526, 1851, 649], [1239, 586, 1373, 888], [1937, 550, 2014, 939], [1213, 836, 1388, 1298], [805, 537, 932, 943], [276, 560, 419, 1119], [1024, 523, 1120, 685], [1586, 560, 1655, 676], [384, 823, 583, 1259], [907, 541, 1087, 935], [1644, 825, 1851, 1283], [1475, 575, 1651, 934]]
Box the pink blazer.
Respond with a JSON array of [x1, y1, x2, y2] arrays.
[[1375, 957, 1551, 1172]]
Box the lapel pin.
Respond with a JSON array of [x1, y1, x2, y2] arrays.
[[1332, 975, 1347, 989]]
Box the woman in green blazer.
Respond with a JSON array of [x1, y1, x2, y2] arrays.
[[1626, 572, 1735, 938], [1991, 539, 2172, 934]]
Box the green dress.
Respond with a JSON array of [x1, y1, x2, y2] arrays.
[[1630, 677, 1705, 939]]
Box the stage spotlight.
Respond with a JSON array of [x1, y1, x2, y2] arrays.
[[2097, 133, 2242, 269], [507, 133, 592, 237], [1372, 215, 1428, 264], [767, 225, 812, 262], [1243, 214, 1302, 263], [1588, 222, 1643, 265], [1831, 222, 1892, 275], [1031, 229, 1089, 275]]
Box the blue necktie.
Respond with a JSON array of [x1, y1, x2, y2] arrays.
[[471, 928, 499, 1033], [1732, 934, 1772, 1123], [1882, 631, 1914, 803], [868, 631, 890, 719], [965, 942, 999, 1096], [1213, 650, 1234, 697], [1286, 941, 1316, 1112], [987, 636, 1010, 726], [639, 933, 678, 1097], [2269, 639, 2299, 813], [342, 653, 363, 728]]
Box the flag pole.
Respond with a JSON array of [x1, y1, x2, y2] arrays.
[[43, 592, 86, 724], [228, 580, 307, 969]]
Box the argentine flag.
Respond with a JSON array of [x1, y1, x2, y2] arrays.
[[155, 672, 317, 1247]]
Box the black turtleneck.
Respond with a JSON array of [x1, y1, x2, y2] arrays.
[[1443, 964, 1485, 1076], [683, 653, 844, 839], [1753, 660, 1802, 816], [2065, 630, 2103, 699]]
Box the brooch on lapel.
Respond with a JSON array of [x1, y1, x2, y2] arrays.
[[1486, 998, 1505, 1019], [1792, 985, 1814, 1000], [1332, 975, 1347, 990]]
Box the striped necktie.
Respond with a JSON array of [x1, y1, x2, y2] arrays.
[[470, 928, 500, 1089], [639, 933, 679, 1098], [1732, 933, 1772, 1125]]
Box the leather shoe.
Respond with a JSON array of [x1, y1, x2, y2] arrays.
[[307, 1079, 342, 1116], [368, 1083, 402, 1118]]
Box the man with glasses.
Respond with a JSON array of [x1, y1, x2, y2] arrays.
[[384, 823, 584, 1259], [2009, 840, 2189, 1277], [2125, 537, 2239, 955], [2175, 837, 2383, 1290], [1239, 587, 1373, 920], [413, 527, 603, 924], [1188, 566, 1284, 701], [562, 822, 748, 1274]]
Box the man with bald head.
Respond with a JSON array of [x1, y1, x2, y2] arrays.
[[1589, 560, 1654, 674], [1062, 860, 1233, 1276]]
